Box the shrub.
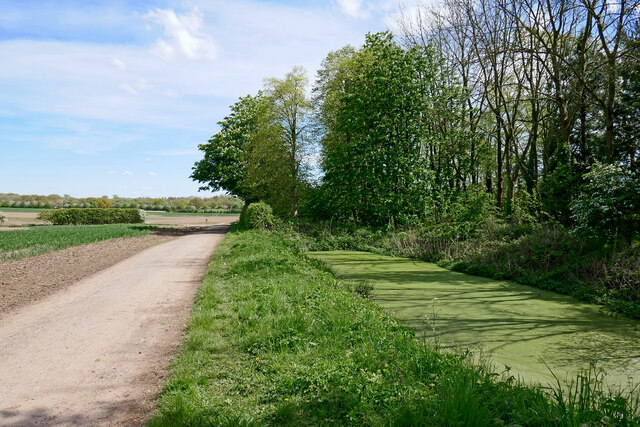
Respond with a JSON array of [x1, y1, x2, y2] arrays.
[[245, 202, 276, 229], [37, 208, 146, 225], [0, 211, 5, 224], [571, 163, 640, 244]]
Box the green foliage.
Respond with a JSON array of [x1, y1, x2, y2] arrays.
[[316, 32, 471, 225], [191, 94, 264, 199], [571, 163, 640, 243], [245, 202, 276, 230], [192, 68, 312, 219], [244, 67, 312, 218], [0, 211, 5, 224], [150, 229, 640, 425], [0, 224, 152, 262], [38, 208, 146, 225]]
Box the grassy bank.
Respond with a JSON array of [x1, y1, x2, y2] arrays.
[[287, 221, 640, 319], [0, 224, 153, 262], [150, 228, 639, 425]]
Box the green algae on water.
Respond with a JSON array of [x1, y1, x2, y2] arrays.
[[309, 250, 640, 390]]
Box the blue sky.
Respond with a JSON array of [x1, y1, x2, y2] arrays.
[[0, 0, 413, 198]]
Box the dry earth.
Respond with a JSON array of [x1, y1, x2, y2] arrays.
[[0, 225, 228, 426], [0, 235, 171, 315], [144, 213, 238, 225]]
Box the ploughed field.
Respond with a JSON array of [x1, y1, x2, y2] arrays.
[[309, 251, 640, 390]]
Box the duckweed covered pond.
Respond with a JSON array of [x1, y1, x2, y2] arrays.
[[308, 251, 640, 390]]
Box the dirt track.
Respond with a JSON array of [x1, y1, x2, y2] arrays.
[[0, 226, 228, 426]]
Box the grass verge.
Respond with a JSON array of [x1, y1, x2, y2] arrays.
[[0, 224, 154, 262], [150, 228, 639, 425]]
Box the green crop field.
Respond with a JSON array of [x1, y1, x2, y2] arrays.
[[0, 224, 154, 262], [0, 207, 47, 213]]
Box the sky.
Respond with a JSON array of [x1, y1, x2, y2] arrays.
[[0, 0, 414, 198]]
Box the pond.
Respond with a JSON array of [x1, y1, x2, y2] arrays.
[[308, 251, 640, 390]]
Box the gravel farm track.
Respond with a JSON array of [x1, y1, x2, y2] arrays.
[[0, 214, 236, 426]]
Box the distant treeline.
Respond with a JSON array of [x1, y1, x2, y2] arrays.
[[0, 193, 243, 213]]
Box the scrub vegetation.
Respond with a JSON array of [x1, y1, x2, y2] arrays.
[[150, 229, 640, 426], [0, 224, 153, 262]]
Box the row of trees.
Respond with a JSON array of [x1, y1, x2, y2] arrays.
[[393, 0, 640, 221], [0, 193, 242, 212], [193, 0, 639, 241], [192, 67, 312, 218]]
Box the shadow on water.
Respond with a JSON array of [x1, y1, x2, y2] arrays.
[[309, 250, 640, 388]]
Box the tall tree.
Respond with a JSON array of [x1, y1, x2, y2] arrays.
[[317, 32, 465, 225], [191, 94, 264, 201], [259, 66, 312, 218]]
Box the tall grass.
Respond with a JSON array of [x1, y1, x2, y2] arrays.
[[150, 228, 639, 425], [0, 224, 153, 262]]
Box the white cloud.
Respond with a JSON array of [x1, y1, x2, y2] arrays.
[[384, 1, 444, 35], [119, 82, 138, 95], [144, 7, 217, 61], [111, 57, 127, 70], [148, 171, 158, 176], [123, 171, 134, 176], [337, 0, 365, 17]]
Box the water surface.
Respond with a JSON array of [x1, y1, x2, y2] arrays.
[[309, 251, 640, 389]]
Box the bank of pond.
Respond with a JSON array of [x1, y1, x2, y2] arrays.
[[151, 229, 640, 425], [308, 251, 640, 392]]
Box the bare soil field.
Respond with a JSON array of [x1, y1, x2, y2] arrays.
[[0, 225, 228, 426], [0, 212, 47, 226], [0, 234, 171, 315], [145, 213, 238, 225]]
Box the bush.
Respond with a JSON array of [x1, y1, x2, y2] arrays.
[[571, 163, 640, 243], [245, 202, 276, 229], [0, 211, 5, 224], [38, 208, 146, 225]]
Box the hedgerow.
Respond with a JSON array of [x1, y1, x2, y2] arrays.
[[38, 208, 146, 225]]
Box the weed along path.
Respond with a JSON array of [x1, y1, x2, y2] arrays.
[[0, 225, 228, 426], [308, 251, 640, 390]]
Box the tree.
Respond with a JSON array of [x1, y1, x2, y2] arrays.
[[318, 32, 460, 225], [260, 66, 312, 218], [616, 22, 640, 172], [191, 94, 264, 200], [571, 163, 640, 243], [192, 68, 312, 219]]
